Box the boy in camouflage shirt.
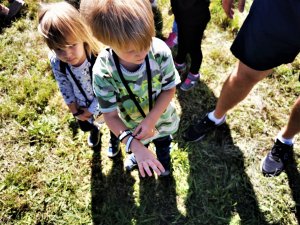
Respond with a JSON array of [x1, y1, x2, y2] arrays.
[[81, 0, 180, 177]]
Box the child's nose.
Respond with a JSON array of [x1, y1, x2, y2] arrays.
[[63, 49, 72, 58]]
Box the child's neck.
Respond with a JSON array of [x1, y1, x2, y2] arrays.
[[119, 59, 142, 72]]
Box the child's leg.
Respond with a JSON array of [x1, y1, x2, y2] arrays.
[[77, 119, 96, 131], [153, 135, 172, 174], [178, 10, 210, 91], [174, 23, 187, 65], [188, 22, 210, 74], [107, 131, 120, 158], [179, 25, 204, 91], [77, 120, 101, 147], [172, 20, 177, 33]]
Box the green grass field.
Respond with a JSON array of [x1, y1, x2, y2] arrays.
[[0, 0, 299, 224]]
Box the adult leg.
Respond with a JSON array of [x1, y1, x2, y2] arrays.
[[183, 61, 271, 142], [281, 96, 300, 139], [261, 97, 300, 176], [214, 61, 272, 119]]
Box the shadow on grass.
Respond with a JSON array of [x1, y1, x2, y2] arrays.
[[286, 152, 300, 224], [137, 175, 186, 224], [90, 143, 136, 225], [90, 141, 185, 224], [176, 81, 269, 225]]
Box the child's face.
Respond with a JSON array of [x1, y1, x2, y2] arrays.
[[114, 45, 149, 69], [54, 41, 86, 67]]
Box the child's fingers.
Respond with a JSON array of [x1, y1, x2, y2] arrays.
[[238, 0, 245, 13], [222, 0, 234, 19], [141, 161, 153, 177], [138, 163, 146, 177], [147, 160, 162, 176], [133, 125, 142, 136], [154, 160, 165, 173]]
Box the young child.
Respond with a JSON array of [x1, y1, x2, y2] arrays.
[[38, 2, 120, 157], [80, 0, 180, 177], [171, 0, 211, 91]]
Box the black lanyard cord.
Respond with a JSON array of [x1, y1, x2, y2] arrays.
[[112, 50, 153, 118], [65, 49, 96, 107]]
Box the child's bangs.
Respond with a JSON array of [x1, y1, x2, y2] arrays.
[[112, 27, 152, 52], [46, 21, 80, 50]]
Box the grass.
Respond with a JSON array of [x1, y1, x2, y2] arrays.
[[0, 0, 299, 224]]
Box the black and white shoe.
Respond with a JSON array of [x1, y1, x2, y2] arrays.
[[107, 134, 120, 158], [183, 113, 225, 142], [261, 139, 293, 177], [87, 126, 101, 147]]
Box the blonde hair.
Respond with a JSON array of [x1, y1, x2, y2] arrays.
[[38, 1, 101, 55], [80, 0, 155, 51]]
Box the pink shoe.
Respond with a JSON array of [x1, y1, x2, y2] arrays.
[[165, 32, 178, 48]]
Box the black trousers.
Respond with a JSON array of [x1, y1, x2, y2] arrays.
[[152, 135, 172, 171], [171, 0, 210, 74], [77, 119, 95, 132]]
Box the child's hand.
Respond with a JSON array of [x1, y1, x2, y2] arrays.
[[131, 139, 165, 177], [133, 118, 156, 140], [76, 108, 93, 121]]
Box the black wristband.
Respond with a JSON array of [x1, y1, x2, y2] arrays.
[[73, 109, 84, 117]]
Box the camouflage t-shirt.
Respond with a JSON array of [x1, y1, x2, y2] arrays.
[[93, 37, 180, 143]]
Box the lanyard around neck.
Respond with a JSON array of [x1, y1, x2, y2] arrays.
[[112, 50, 152, 118], [65, 49, 95, 106]]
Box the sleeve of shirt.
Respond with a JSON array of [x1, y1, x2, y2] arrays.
[[93, 51, 119, 113], [154, 38, 181, 91], [87, 98, 100, 115], [49, 52, 76, 105]]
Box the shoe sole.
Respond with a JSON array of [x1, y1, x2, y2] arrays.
[[180, 85, 194, 92]]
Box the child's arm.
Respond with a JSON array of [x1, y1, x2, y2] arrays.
[[133, 87, 176, 140], [103, 110, 165, 177], [67, 102, 91, 121]]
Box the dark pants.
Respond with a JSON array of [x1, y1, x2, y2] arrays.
[[175, 12, 210, 74], [77, 119, 96, 132], [78, 120, 118, 142], [171, 0, 210, 74], [152, 135, 172, 171]]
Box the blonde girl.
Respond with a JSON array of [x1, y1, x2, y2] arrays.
[[38, 1, 119, 156]]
